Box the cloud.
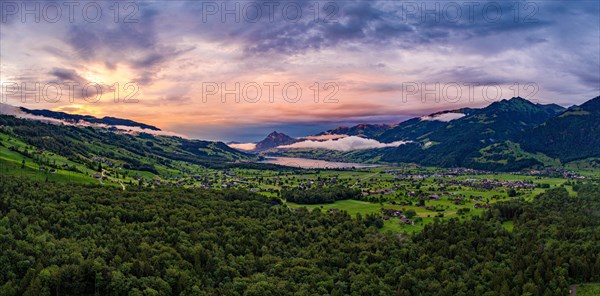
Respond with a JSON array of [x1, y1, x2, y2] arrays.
[[177, 0, 561, 58], [278, 136, 409, 151], [420, 112, 465, 122], [49, 67, 88, 84], [0, 103, 185, 137], [227, 143, 257, 151]]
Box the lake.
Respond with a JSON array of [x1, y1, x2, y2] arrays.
[[259, 157, 380, 169]]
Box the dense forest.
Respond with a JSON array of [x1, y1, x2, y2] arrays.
[[282, 186, 362, 204], [518, 96, 600, 162], [0, 177, 599, 295]]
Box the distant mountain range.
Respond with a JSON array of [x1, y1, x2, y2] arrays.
[[1, 105, 298, 155], [2, 96, 598, 172], [264, 96, 600, 171], [371, 97, 570, 170], [15, 105, 161, 131]]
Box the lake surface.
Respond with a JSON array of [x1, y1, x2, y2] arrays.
[[259, 157, 380, 169]]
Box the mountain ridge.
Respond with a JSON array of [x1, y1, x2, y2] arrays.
[[266, 96, 597, 171], [20, 107, 162, 131], [254, 131, 299, 151], [4, 96, 597, 173], [517, 96, 600, 162]]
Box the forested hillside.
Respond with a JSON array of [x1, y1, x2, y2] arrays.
[[285, 97, 598, 171], [518, 96, 600, 162], [374, 98, 565, 169], [1, 177, 598, 295], [0, 115, 252, 176], [318, 124, 395, 139]]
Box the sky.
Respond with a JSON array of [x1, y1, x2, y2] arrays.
[[1, 0, 599, 141]]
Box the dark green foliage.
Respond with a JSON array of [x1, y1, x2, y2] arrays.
[[456, 208, 470, 215], [404, 209, 417, 218], [376, 117, 450, 143], [518, 96, 600, 162], [319, 124, 393, 139], [0, 178, 599, 295], [282, 186, 362, 204]]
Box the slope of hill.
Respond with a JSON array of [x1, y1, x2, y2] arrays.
[[376, 115, 457, 143], [518, 96, 600, 162], [0, 114, 254, 184], [349, 97, 564, 170]]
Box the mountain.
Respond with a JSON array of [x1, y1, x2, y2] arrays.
[[518, 96, 600, 162], [376, 109, 473, 143], [317, 123, 396, 139], [275, 97, 573, 171], [255, 131, 299, 151], [0, 109, 257, 185], [18, 107, 161, 131], [373, 97, 566, 170]]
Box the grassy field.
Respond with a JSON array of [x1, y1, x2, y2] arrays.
[[0, 134, 142, 187], [575, 283, 600, 296], [288, 196, 493, 234], [278, 166, 599, 234]]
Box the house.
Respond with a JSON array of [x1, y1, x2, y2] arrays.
[[399, 217, 414, 225], [429, 194, 440, 200], [381, 208, 402, 217]]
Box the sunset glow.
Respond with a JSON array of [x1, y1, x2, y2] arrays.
[[1, 1, 598, 141]]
